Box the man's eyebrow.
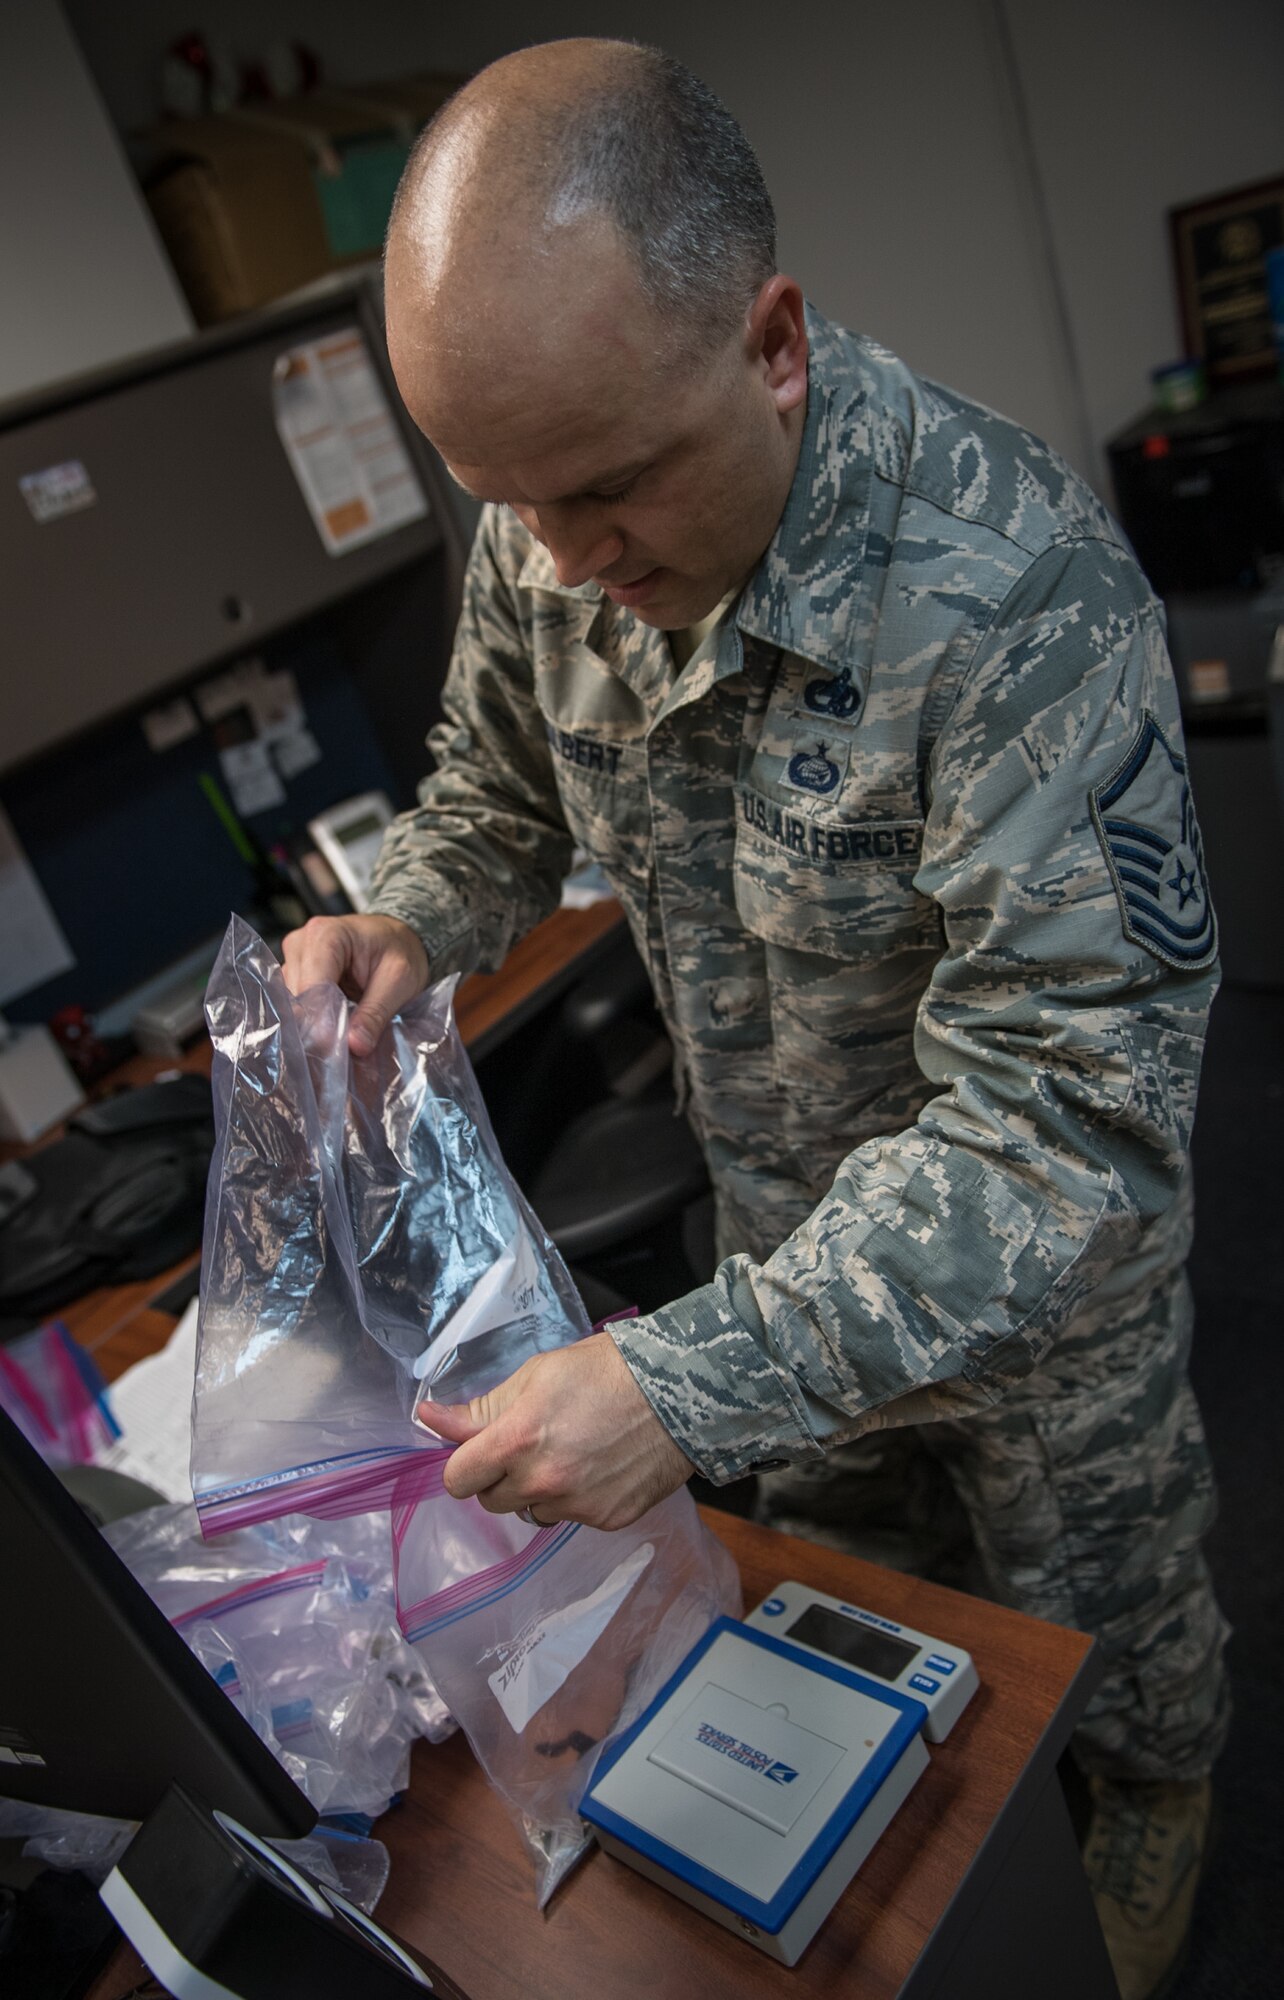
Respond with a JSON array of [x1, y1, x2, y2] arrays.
[[572, 460, 649, 496]]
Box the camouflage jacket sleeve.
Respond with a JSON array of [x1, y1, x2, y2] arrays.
[[613, 537, 1219, 1482], [366, 506, 574, 979]]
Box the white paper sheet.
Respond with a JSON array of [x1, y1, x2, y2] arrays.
[[217, 736, 287, 816], [411, 1227, 549, 1383], [98, 1300, 199, 1504], [487, 1543, 655, 1735], [272, 329, 428, 556]]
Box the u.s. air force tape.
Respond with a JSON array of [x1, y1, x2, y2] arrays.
[[737, 787, 923, 866]]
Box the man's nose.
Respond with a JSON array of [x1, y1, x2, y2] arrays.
[[518, 504, 625, 589]]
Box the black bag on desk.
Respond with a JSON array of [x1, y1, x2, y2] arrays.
[[0, 1074, 214, 1334]]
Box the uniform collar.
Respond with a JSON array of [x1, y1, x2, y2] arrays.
[[515, 543, 673, 710], [736, 304, 872, 675], [516, 541, 601, 615]]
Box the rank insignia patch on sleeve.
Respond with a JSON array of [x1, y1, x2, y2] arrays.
[[1090, 712, 1217, 970]]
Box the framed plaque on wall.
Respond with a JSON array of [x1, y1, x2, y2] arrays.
[[1170, 176, 1284, 381]]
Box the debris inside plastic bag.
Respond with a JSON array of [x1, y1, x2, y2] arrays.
[[105, 1502, 452, 1821]]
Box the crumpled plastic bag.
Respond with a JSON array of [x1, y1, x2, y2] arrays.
[[394, 1483, 740, 1904], [0, 1320, 118, 1466], [104, 1503, 451, 1821], [189, 916, 738, 1900], [191, 917, 590, 1534]]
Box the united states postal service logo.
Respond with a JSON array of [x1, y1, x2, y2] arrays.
[[1090, 712, 1217, 970]]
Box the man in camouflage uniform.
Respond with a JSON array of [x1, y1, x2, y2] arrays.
[[283, 39, 1227, 1996]]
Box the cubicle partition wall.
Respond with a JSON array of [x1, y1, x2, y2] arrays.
[[0, 278, 466, 1023]]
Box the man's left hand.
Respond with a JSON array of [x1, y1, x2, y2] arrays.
[[415, 1332, 695, 1530]]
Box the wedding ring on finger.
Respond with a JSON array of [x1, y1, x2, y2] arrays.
[[516, 1504, 539, 1526]]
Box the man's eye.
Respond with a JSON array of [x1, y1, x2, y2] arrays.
[[591, 477, 639, 505]]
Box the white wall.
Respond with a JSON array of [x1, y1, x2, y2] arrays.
[[0, 1, 192, 405], [1007, 0, 1284, 455], [59, 0, 1284, 489], [597, 0, 1095, 475], [64, 0, 1093, 470]]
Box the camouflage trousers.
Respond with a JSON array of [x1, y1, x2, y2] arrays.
[[755, 1188, 1231, 1785]]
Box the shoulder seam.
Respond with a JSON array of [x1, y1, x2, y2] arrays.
[[922, 535, 1151, 783], [885, 462, 1130, 564]]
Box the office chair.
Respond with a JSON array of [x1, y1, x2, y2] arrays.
[[476, 928, 712, 1315]]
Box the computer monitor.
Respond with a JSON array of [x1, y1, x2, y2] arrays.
[[0, 1402, 314, 1838], [0, 1406, 467, 1998]]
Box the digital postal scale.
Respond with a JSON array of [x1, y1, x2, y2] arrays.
[[581, 1582, 978, 1966]]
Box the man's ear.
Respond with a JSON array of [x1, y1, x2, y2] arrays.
[[747, 275, 808, 415]]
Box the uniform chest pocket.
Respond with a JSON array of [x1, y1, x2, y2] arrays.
[[544, 722, 650, 874], [733, 788, 940, 964]]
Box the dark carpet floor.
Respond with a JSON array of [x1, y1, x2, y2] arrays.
[[1176, 983, 1284, 1998]]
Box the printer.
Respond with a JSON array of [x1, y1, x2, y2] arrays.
[[1107, 378, 1284, 596]]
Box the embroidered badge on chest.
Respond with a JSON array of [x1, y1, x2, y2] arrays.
[[803, 666, 861, 719], [782, 736, 848, 797], [1089, 712, 1217, 970]]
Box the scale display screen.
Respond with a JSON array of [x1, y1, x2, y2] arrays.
[[786, 1604, 921, 1681]]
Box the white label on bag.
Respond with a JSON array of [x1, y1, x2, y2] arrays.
[[412, 1226, 550, 1382], [487, 1542, 655, 1735]]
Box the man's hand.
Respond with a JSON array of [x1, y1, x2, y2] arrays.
[[281, 913, 430, 1056], [416, 1332, 695, 1531]]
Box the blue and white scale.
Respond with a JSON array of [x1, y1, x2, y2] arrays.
[[581, 1582, 978, 1966]]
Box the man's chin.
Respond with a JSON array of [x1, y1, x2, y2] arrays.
[[630, 605, 685, 630], [627, 584, 729, 631]]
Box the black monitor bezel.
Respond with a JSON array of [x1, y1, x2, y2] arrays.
[[0, 1402, 315, 1839]]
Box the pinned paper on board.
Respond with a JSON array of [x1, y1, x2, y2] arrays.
[[216, 736, 286, 818], [196, 659, 324, 809], [141, 696, 200, 754], [19, 459, 97, 525], [272, 329, 429, 556]]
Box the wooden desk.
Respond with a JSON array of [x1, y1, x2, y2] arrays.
[[373, 1516, 1114, 2000], [40, 898, 624, 1374], [85, 1511, 1114, 2000]]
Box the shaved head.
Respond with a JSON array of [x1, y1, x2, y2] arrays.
[[382, 40, 808, 632], [385, 39, 776, 369]]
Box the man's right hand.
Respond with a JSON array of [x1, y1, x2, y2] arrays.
[[280, 914, 430, 1057]]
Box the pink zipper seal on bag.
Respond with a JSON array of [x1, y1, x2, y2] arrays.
[[171, 1559, 330, 1631], [194, 1440, 455, 1537]]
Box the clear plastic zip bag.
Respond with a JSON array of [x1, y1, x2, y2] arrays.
[[104, 1502, 452, 1822], [0, 1319, 119, 1466], [190, 917, 739, 1901], [192, 917, 590, 1534], [392, 1486, 741, 1905]]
